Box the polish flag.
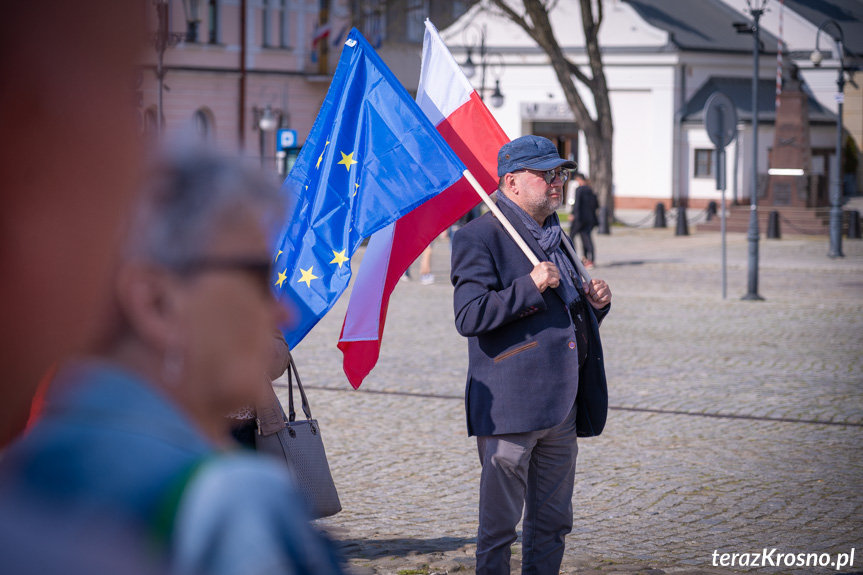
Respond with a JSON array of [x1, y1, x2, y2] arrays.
[[337, 19, 510, 388], [311, 22, 331, 47]]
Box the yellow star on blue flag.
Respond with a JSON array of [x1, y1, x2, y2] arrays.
[[330, 249, 350, 268], [337, 151, 358, 170], [271, 27, 466, 348], [297, 267, 319, 287]]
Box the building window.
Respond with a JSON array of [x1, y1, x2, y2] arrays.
[[405, 0, 428, 43], [278, 0, 288, 48], [208, 0, 219, 44], [261, 0, 270, 47], [193, 109, 213, 141], [359, 1, 386, 47], [694, 148, 714, 178]]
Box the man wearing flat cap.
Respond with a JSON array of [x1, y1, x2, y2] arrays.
[[451, 135, 612, 574]]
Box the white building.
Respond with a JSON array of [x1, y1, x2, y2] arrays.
[[436, 0, 858, 209], [137, 0, 861, 208]]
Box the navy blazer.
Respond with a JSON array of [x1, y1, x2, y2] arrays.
[[451, 200, 609, 437]]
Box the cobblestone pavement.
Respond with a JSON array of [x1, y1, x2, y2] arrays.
[[279, 227, 863, 575]]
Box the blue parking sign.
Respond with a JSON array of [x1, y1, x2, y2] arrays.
[[277, 129, 297, 151]]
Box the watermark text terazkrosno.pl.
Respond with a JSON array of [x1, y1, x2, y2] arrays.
[[712, 548, 855, 570]]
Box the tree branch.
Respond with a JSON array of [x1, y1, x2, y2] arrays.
[[486, 0, 615, 212], [522, 0, 597, 132], [566, 59, 595, 90], [488, 0, 534, 38], [580, 0, 607, 91], [491, 0, 594, 92]]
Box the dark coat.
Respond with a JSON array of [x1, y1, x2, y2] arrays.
[[450, 200, 609, 438], [570, 185, 599, 233]]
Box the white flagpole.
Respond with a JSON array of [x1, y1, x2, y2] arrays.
[[561, 232, 593, 285], [462, 169, 593, 284]]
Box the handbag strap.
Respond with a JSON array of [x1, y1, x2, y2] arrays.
[[287, 357, 313, 422], [256, 382, 288, 436]]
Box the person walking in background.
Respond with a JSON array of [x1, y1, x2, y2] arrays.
[[0, 148, 343, 575], [403, 230, 449, 285], [419, 243, 435, 285], [568, 173, 599, 269], [401, 244, 434, 284], [451, 135, 612, 575]]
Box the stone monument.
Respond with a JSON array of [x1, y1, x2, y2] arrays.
[[762, 66, 822, 207]]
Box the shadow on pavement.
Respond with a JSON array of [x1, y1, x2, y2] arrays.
[[332, 537, 476, 558], [602, 258, 683, 267]]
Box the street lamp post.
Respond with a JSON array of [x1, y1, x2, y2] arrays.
[[254, 105, 280, 169], [811, 20, 848, 258], [737, 0, 768, 301], [152, 0, 186, 138], [181, 0, 202, 43], [460, 25, 505, 109]]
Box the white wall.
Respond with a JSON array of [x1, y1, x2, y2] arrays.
[[684, 122, 837, 204], [608, 65, 677, 200], [684, 125, 742, 204], [484, 59, 679, 203], [730, 124, 772, 202], [682, 124, 770, 204], [442, 0, 669, 51], [441, 0, 842, 207]]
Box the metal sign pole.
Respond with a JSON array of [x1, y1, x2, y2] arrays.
[[704, 91, 738, 301], [718, 146, 728, 299]]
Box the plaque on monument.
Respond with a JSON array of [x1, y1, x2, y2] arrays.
[[773, 182, 792, 206]]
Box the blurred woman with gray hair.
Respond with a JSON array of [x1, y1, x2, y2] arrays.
[[0, 148, 342, 574]]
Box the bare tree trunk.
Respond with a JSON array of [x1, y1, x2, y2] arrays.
[[489, 0, 614, 219]]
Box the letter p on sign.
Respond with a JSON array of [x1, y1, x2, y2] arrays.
[[277, 129, 297, 152]]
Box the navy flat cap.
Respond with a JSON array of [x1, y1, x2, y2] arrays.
[[497, 135, 577, 177]]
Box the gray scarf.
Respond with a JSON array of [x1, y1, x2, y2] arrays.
[[496, 191, 582, 305]]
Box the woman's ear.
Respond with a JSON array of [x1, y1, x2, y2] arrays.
[[114, 263, 182, 352]]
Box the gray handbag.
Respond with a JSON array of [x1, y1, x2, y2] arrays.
[[255, 358, 342, 519]]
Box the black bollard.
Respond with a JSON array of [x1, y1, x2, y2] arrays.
[[706, 201, 718, 222], [675, 205, 689, 236], [598, 205, 610, 235], [847, 210, 861, 239], [767, 210, 781, 239], [654, 203, 667, 228]]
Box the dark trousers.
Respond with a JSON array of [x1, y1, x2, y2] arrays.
[[475, 402, 579, 575], [569, 227, 595, 262]]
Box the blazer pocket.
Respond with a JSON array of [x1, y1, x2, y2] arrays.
[[494, 340, 539, 363]]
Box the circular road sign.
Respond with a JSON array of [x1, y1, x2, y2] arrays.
[[703, 92, 738, 149]]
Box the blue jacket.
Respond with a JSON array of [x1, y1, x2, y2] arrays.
[[451, 200, 609, 437], [0, 360, 343, 575]]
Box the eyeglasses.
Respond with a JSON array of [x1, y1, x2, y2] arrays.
[[515, 168, 570, 184], [171, 257, 274, 295]]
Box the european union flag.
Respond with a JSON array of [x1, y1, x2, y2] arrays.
[[274, 28, 466, 348]]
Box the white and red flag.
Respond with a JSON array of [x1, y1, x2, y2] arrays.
[[337, 19, 510, 388]]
